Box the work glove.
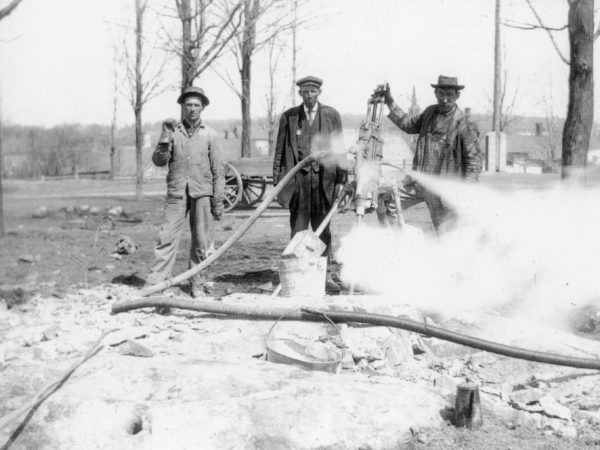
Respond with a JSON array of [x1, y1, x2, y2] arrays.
[[158, 118, 177, 145], [334, 183, 345, 200], [211, 198, 224, 221], [374, 83, 394, 105], [401, 175, 423, 197]]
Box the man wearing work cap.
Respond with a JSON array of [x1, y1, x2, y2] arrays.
[[273, 76, 346, 292], [146, 86, 224, 298], [376, 75, 482, 232]]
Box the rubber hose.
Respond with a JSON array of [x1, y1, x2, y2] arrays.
[[110, 298, 600, 370], [140, 154, 320, 296]]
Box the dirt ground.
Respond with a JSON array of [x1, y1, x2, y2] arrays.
[[3, 174, 600, 449]]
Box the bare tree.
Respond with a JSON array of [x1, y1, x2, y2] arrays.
[[0, 0, 22, 21], [540, 82, 562, 170], [505, 0, 597, 179], [215, 0, 297, 158], [122, 0, 168, 200], [0, 0, 24, 236], [110, 46, 119, 179], [159, 0, 243, 91], [0, 100, 5, 237], [289, 0, 298, 103], [499, 69, 518, 132], [263, 37, 283, 155], [562, 0, 594, 179]]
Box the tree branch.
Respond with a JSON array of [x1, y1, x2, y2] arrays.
[[502, 19, 567, 31], [0, 0, 23, 21], [525, 0, 570, 65]]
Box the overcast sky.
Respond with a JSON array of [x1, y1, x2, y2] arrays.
[[0, 0, 589, 127]]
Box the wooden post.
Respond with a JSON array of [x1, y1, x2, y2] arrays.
[[492, 0, 502, 172]]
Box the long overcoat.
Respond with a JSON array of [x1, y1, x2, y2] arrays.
[[272, 103, 346, 208]]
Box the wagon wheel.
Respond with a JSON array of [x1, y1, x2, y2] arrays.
[[240, 176, 267, 208], [224, 162, 243, 212]]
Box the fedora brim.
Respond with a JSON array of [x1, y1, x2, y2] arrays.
[[431, 84, 464, 90], [177, 92, 210, 106]]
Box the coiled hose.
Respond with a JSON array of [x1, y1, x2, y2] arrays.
[[111, 298, 600, 370]]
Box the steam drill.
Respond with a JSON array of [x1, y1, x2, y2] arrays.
[[346, 83, 407, 227]]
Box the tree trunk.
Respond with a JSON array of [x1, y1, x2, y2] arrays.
[[135, 0, 144, 200], [30, 131, 37, 179], [240, 0, 259, 159], [266, 40, 278, 156], [181, 0, 194, 90], [240, 58, 252, 158], [562, 0, 594, 179], [111, 58, 118, 180], [0, 114, 4, 237]]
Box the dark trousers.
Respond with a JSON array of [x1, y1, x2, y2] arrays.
[[289, 169, 332, 257], [399, 184, 457, 232]]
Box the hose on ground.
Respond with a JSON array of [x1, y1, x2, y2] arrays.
[[111, 298, 600, 370], [140, 153, 322, 296]]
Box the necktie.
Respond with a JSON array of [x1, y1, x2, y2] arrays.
[[307, 109, 314, 125]]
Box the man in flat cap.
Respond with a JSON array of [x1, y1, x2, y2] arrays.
[[377, 75, 482, 232], [146, 86, 224, 298], [273, 76, 346, 292]]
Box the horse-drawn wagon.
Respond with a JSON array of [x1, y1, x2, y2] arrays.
[[223, 157, 274, 212]]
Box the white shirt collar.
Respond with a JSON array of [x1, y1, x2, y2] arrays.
[[303, 103, 319, 116]]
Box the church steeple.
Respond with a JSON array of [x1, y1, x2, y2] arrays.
[[409, 86, 420, 116]]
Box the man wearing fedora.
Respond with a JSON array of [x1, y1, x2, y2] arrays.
[[378, 75, 482, 231], [273, 76, 347, 292], [146, 86, 224, 298]]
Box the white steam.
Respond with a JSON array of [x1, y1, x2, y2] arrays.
[[337, 173, 600, 324]]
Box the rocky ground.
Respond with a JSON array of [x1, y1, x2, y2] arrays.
[[2, 177, 600, 449]]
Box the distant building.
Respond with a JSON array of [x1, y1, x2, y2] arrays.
[[505, 134, 556, 174], [408, 86, 420, 117]]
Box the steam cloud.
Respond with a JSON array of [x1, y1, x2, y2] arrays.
[[337, 172, 600, 327]]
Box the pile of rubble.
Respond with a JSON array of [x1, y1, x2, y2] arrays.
[[1, 289, 600, 447]]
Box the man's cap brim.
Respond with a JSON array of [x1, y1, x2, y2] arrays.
[[177, 92, 210, 106], [431, 84, 465, 90]]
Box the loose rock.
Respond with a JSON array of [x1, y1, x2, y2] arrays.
[[42, 324, 61, 341], [107, 206, 124, 217], [32, 206, 49, 218], [115, 340, 154, 357], [510, 388, 546, 405], [539, 395, 572, 421], [18, 254, 36, 264], [116, 235, 137, 255]]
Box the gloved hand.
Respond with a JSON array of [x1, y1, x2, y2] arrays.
[[334, 183, 345, 200], [373, 83, 394, 105], [380, 82, 394, 105], [158, 118, 177, 145], [211, 198, 223, 221]]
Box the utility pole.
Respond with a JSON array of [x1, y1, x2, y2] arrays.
[[290, 0, 298, 103], [492, 0, 502, 172]]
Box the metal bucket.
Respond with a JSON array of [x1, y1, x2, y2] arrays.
[[265, 311, 343, 373], [454, 382, 483, 429], [277, 256, 327, 297]]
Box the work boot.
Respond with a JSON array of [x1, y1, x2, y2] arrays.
[[325, 275, 341, 294], [190, 283, 206, 299]]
